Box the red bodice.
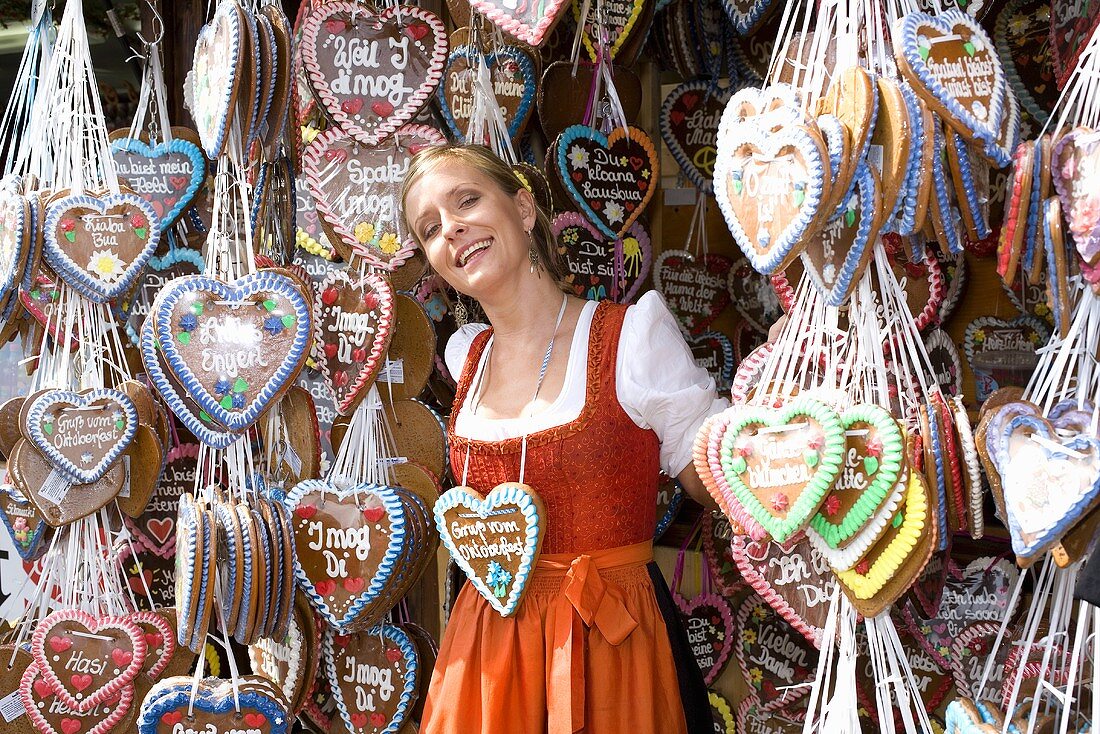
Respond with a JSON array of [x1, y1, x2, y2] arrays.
[[447, 301, 662, 554]]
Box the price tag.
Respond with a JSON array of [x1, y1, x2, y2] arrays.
[[0, 689, 26, 723], [378, 359, 405, 384], [39, 468, 72, 505], [119, 455, 131, 499], [284, 443, 303, 476]]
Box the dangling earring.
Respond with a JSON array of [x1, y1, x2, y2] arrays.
[[527, 230, 541, 276]]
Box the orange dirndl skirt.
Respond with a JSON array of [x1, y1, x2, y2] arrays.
[[421, 541, 690, 734]]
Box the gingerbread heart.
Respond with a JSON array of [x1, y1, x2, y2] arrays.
[[434, 483, 545, 617], [1051, 128, 1100, 265], [714, 123, 829, 274], [686, 331, 735, 390], [727, 255, 783, 333], [575, 0, 647, 61], [963, 315, 1048, 402], [723, 0, 777, 35], [137, 675, 290, 734], [0, 185, 29, 308], [735, 594, 818, 712], [322, 624, 419, 734], [43, 192, 161, 304], [302, 124, 445, 268], [659, 81, 732, 194], [730, 534, 837, 648], [19, 663, 136, 734], [551, 211, 651, 303], [189, 0, 243, 159], [718, 397, 845, 543], [24, 388, 138, 485], [466, 0, 571, 46], [990, 413, 1100, 560], [284, 479, 407, 631], [807, 403, 905, 551], [110, 134, 206, 228], [438, 44, 537, 143], [121, 244, 206, 348], [124, 442, 197, 556], [653, 250, 733, 334], [149, 271, 312, 432], [117, 544, 177, 611], [896, 9, 1005, 145], [554, 124, 659, 239], [676, 591, 735, 685], [31, 609, 147, 713], [800, 162, 882, 307], [300, 3, 447, 146], [0, 485, 50, 560], [312, 269, 396, 415]]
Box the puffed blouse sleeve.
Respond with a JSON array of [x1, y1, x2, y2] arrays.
[[618, 291, 731, 477], [444, 322, 490, 383]]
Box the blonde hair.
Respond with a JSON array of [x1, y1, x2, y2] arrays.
[[401, 145, 566, 286]]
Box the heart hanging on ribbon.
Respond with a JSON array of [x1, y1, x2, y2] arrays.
[[283, 480, 408, 631], [659, 81, 732, 194], [120, 244, 205, 348], [302, 123, 446, 268], [300, 3, 447, 146], [895, 9, 1005, 145], [653, 249, 734, 334], [189, 0, 244, 159], [734, 594, 818, 712], [312, 269, 396, 415], [0, 485, 51, 561], [0, 184, 30, 309], [675, 591, 735, 686], [438, 44, 538, 143], [19, 663, 136, 734], [24, 388, 138, 485], [137, 676, 290, 734], [722, 0, 778, 35], [322, 624, 419, 734], [730, 534, 839, 649], [43, 192, 162, 304], [551, 211, 651, 303], [962, 314, 1049, 403], [574, 0, 647, 61], [554, 124, 659, 239], [714, 122, 830, 274], [109, 132, 206, 229], [434, 483, 545, 617], [31, 609, 147, 713], [149, 271, 312, 433], [718, 397, 845, 543]]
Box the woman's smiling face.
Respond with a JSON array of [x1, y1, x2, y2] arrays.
[[404, 159, 536, 299]]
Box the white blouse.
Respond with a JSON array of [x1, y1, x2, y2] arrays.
[[444, 291, 730, 477]]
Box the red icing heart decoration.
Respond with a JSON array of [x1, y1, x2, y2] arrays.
[[311, 269, 396, 415], [653, 249, 734, 334], [300, 3, 447, 146], [302, 124, 446, 269], [30, 609, 146, 713]]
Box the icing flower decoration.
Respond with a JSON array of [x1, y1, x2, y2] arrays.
[[742, 630, 756, 644], [770, 493, 789, 512], [854, 559, 870, 575], [823, 495, 841, 517], [749, 668, 762, 685], [378, 232, 400, 254], [59, 218, 77, 239], [87, 250, 125, 282], [865, 437, 883, 457], [130, 212, 146, 228], [81, 451, 94, 465], [263, 315, 285, 336], [973, 329, 986, 344], [486, 561, 512, 598], [354, 221, 376, 244], [605, 202, 625, 225], [214, 378, 231, 396], [568, 145, 589, 169], [363, 292, 379, 310], [180, 314, 198, 332], [751, 605, 767, 622], [807, 434, 824, 451]]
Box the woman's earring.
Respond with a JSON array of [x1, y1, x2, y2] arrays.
[[527, 230, 541, 275]]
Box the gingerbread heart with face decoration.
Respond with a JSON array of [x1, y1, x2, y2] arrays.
[[312, 270, 396, 415], [553, 124, 659, 239], [302, 124, 445, 268], [552, 212, 651, 303], [149, 271, 312, 433], [137, 675, 290, 734], [322, 624, 419, 734], [714, 122, 830, 274], [24, 388, 138, 485], [43, 191, 161, 304], [718, 397, 845, 543], [434, 483, 546, 617], [300, 3, 447, 146], [31, 609, 147, 713]]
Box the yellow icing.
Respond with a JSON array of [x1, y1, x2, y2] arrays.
[[574, 0, 645, 62], [837, 470, 928, 599], [296, 228, 334, 260], [708, 691, 736, 733]]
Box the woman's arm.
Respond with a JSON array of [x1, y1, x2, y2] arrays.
[[677, 463, 717, 509]]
